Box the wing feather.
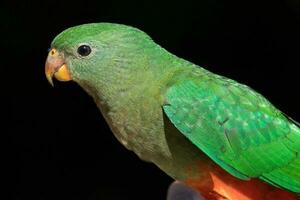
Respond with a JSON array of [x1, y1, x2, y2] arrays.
[[163, 76, 300, 193]]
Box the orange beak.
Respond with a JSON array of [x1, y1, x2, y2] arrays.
[[45, 48, 72, 86]]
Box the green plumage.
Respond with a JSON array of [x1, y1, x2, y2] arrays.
[[49, 23, 300, 194], [163, 72, 300, 192]]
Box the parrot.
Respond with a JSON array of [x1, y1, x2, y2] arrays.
[[45, 23, 300, 200]]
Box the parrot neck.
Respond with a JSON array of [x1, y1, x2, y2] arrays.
[[80, 45, 209, 108], [79, 45, 175, 105], [77, 47, 214, 182]]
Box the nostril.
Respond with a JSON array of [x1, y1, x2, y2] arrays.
[[49, 49, 57, 56]]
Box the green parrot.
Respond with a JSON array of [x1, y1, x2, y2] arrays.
[[45, 23, 300, 200]]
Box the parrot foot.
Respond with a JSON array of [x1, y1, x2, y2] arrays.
[[167, 181, 205, 200]]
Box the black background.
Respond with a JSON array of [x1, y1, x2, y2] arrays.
[[5, 0, 300, 199]]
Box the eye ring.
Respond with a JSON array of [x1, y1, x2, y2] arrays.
[[77, 45, 92, 57]]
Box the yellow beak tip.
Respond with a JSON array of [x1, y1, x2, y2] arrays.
[[45, 70, 54, 86], [48, 78, 54, 87]]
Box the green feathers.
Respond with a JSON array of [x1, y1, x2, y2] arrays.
[[52, 23, 152, 50], [163, 71, 300, 193]]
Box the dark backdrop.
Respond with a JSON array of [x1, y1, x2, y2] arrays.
[[5, 0, 300, 199]]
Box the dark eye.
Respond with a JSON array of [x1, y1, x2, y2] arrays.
[[77, 45, 91, 57]]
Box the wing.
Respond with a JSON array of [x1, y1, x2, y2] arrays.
[[163, 73, 300, 193]]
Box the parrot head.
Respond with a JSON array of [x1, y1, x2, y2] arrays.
[[45, 23, 159, 97]]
